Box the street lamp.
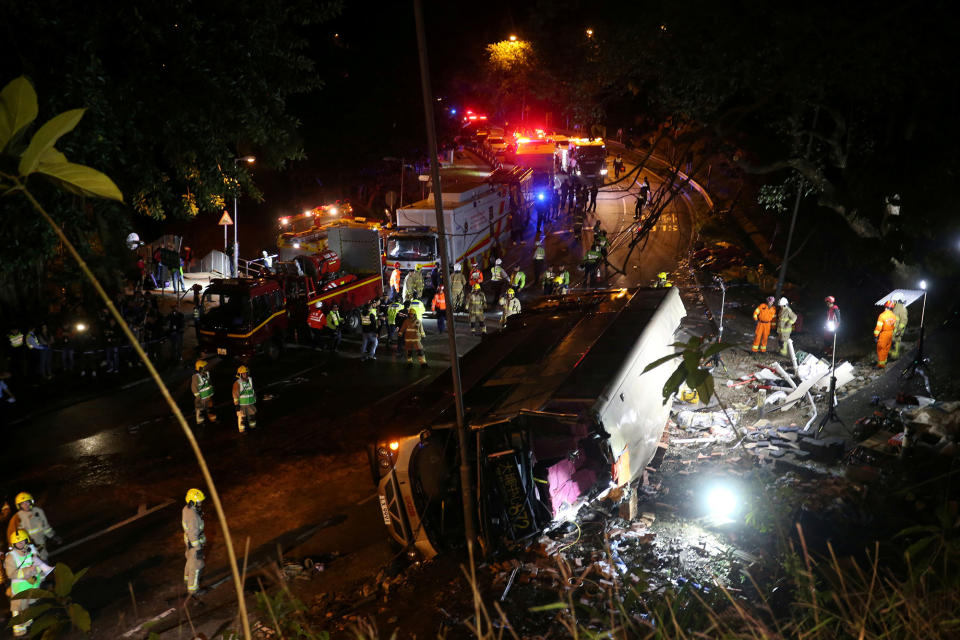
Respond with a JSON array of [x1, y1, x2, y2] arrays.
[[508, 34, 517, 41], [233, 155, 256, 277], [585, 28, 594, 37], [816, 320, 845, 437]]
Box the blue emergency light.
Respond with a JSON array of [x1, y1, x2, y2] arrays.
[[537, 192, 545, 201]]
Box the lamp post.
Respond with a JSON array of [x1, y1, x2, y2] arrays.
[[233, 155, 256, 277]]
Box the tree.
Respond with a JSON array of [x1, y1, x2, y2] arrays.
[[483, 38, 536, 121]]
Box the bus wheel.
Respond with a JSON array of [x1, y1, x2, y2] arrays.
[[344, 308, 362, 333]]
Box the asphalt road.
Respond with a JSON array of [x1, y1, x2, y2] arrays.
[[1, 152, 703, 638]]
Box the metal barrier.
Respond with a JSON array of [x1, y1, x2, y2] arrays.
[[200, 250, 230, 277]]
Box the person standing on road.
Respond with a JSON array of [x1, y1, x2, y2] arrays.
[[191, 360, 217, 426], [6, 529, 53, 637], [385, 298, 403, 347], [613, 154, 624, 179], [182, 488, 206, 599], [499, 288, 522, 329], [752, 296, 777, 354], [510, 266, 526, 293], [326, 303, 342, 352], [560, 180, 570, 213], [232, 365, 257, 432], [588, 184, 599, 213], [533, 238, 546, 284], [890, 292, 909, 360], [395, 302, 410, 356], [450, 263, 467, 311], [409, 296, 426, 323], [403, 264, 425, 301], [468, 284, 487, 336], [542, 264, 556, 295], [776, 297, 798, 356], [583, 245, 601, 288], [490, 258, 508, 304], [468, 260, 484, 290], [399, 308, 428, 368], [432, 285, 447, 334], [635, 177, 650, 220], [360, 302, 380, 361], [874, 300, 898, 368], [6, 493, 60, 562], [388, 263, 402, 302]]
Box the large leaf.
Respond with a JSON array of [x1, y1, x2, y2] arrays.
[[35, 161, 124, 202], [661, 363, 687, 403], [8, 602, 53, 625], [25, 614, 60, 638], [11, 587, 55, 600], [18, 108, 85, 176], [53, 563, 74, 598], [642, 351, 681, 374], [0, 76, 38, 150], [72, 567, 89, 584], [67, 603, 91, 632]]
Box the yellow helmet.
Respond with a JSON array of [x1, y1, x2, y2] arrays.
[[507, 288, 515, 296], [185, 488, 206, 504], [195, 359, 208, 371], [658, 272, 668, 279], [415, 264, 422, 270], [237, 365, 249, 375], [473, 283, 481, 290], [15, 492, 33, 507], [9, 529, 29, 545]]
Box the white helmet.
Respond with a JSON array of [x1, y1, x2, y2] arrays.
[[778, 297, 788, 306], [892, 292, 905, 302], [495, 258, 502, 265], [454, 263, 462, 272]]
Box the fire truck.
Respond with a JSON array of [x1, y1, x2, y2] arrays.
[[197, 220, 383, 358], [556, 137, 608, 185], [386, 165, 532, 282]]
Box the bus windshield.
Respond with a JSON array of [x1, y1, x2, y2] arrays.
[[387, 236, 436, 261]]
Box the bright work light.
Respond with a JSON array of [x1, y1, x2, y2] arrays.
[[706, 485, 738, 520]]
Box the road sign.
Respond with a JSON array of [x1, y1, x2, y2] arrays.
[[218, 211, 233, 225]]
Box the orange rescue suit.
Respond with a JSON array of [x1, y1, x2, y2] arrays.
[[752, 303, 776, 352], [389, 268, 401, 293], [874, 308, 897, 367]]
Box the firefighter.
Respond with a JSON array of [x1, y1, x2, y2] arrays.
[[360, 302, 380, 361], [541, 264, 555, 295], [399, 306, 427, 368], [394, 303, 410, 356], [385, 298, 403, 346], [451, 263, 467, 311], [510, 266, 526, 293], [403, 264, 425, 301], [182, 488, 206, 598], [191, 360, 216, 426], [490, 258, 509, 303], [556, 265, 570, 295], [777, 297, 798, 356], [6, 493, 60, 563], [388, 262, 402, 302], [307, 301, 325, 346], [326, 303, 342, 352], [583, 244, 601, 288], [468, 260, 484, 289], [468, 283, 487, 335], [752, 296, 777, 354], [499, 288, 522, 328], [409, 296, 426, 322], [232, 365, 256, 432], [533, 238, 546, 284], [890, 292, 909, 360], [432, 285, 447, 334], [6, 530, 53, 637], [874, 300, 898, 368], [655, 272, 673, 288]]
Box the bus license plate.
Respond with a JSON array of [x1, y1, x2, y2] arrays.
[[378, 495, 391, 526], [217, 348, 227, 355]]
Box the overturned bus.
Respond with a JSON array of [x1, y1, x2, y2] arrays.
[[372, 286, 686, 558]]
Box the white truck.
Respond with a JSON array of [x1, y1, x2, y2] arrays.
[[371, 286, 687, 559], [386, 165, 532, 274]]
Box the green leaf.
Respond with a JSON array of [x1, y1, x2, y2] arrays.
[[894, 525, 940, 538], [38, 147, 68, 166], [35, 161, 124, 202], [26, 614, 60, 638], [67, 603, 91, 632], [9, 603, 53, 625], [72, 567, 89, 584], [0, 76, 38, 150], [12, 588, 55, 600], [18, 108, 85, 176], [697, 373, 716, 404], [702, 341, 738, 359], [904, 536, 935, 562], [53, 563, 75, 598], [661, 363, 687, 402], [642, 352, 681, 374], [528, 601, 569, 612]]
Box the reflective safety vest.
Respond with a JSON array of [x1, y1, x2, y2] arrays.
[[182, 505, 206, 548], [534, 245, 546, 260], [409, 299, 425, 320], [390, 269, 401, 291], [7, 330, 23, 348], [327, 310, 341, 329], [542, 270, 554, 285], [597, 235, 608, 248], [469, 269, 483, 286], [237, 378, 255, 405], [874, 309, 897, 337], [558, 270, 570, 285], [432, 290, 446, 311], [511, 271, 526, 289], [585, 249, 600, 262], [753, 303, 776, 324], [361, 309, 376, 326], [25, 332, 40, 349], [491, 265, 508, 282], [195, 372, 213, 399], [468, 292, 486, 314], [386, 302, 402, 324], [404, 318, 423, 341], [5, 548, 41, 595], [502, 296, 522, 318]]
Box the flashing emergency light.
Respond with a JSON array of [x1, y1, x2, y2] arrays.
[[450, 108, 457, 115], [600, 168, 609, 175], [389, 441, 400, 451], [329, 207, 339, 215], [280, 218, 290, 226], [75, 323, 87, 332], [537, 192, 546, 201], [292, 242, 301, 249], [517, 137, 531, 144]]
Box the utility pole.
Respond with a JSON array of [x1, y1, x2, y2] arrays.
[[413, 0, 477, 549], [775, 108, 818, 300]]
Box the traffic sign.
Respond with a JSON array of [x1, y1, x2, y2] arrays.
[[218, 211, 233, 225]]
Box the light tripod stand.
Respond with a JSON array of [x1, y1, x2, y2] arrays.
[[816, 321, 846, 437], [707, 275, 728, 372], [900, 280, 932, 395]]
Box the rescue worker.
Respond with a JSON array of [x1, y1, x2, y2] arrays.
[[6, 493, 60, 562], [874, 300, 898, 368], [542, 265, 555, 295], [388, 262, 402, 302], [232, 365, 256, 432], [890, 292, 909, 360], [409, 296, 426, 322], [655, 272, 674, 288], [468, 283, 487, 335], [510, 266, 527, 293], [326, 303, 342, 352], [533, 238, 546, 284], [752, 296, 777, 354], [360, 302, 380, 361], [182, 488, 206, 599], [490, 258, 509, 303], [555, 265, 570, 295], [403, 264, 425, 301], [6, 530, 53, 637], [7, 326, 25, 378], [824, 296, 841, 356], [468, 260, 484, 289], [432, 285, 447, 334], [777, 297, 798, 356], [191, 360, 216, 426], [583, 244, 601, 288], [386, 298, 403, 346], [399, 306, 427, 368], [394, 303, 410, 355], [499, 288, 522, 328], [451, 263, 467, 311], [307, 301, 325, 346]]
